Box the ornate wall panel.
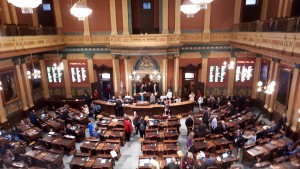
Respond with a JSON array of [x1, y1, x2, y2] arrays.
[[206, 87, 227, 96], [5, 100, 22, 116]]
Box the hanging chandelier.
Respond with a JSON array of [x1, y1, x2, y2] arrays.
[[257, 81, 276, 94], [70, 0, 93, 21], [27, 59, 41, 79], [223, 60, 235, 70], [181, 0, 214, 17], [53, 50, 64, 70], [7, 0, 42, 13]]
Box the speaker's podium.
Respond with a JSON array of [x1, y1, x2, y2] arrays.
[[136, 101, 150, 106]]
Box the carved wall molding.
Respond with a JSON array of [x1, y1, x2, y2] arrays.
[[93, 54, 113, 59], [67, 54, 86, 60]]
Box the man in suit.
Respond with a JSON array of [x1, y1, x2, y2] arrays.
[[28, 110, 38, 126], [278, 113, 287, 129], [196, 120, 209, 137], [185, 115, 194, 134], [215, 120, 227, 135], [115, 97, 123, 117], [202, 108, 211, 128]]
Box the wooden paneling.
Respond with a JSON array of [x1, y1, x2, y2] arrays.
[[210, 0, 235, 32], [181, 9, 204, 32], [266, 0, 280, 19], [88, 0, 111, 34], [59, 0, 83, 34], [16, 8, 33, 26]]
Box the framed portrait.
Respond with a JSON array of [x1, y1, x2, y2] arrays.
[[276, 69, 292, 106], [0, 71, 19, 103]]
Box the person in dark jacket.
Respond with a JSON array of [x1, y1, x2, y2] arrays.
[[215, 120, 227, 135], [196, 120, 210, 138], [202, 108, 211, 128], [115, 97, 123, 117], [185, 115, 194, 133], [28, 110, 38, 126], [165, 157, 180, 169]]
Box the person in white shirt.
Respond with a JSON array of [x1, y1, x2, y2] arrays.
[[189, 91, 195, 101], [211, 115, 218, 132], [197, 96, 203, 109], [82, 104, 89, 116], [166, 89, 172, 100]]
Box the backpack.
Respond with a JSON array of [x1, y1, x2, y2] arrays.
[[140, 122, 146, 131]]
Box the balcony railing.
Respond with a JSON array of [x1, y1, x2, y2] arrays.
[[0, 25, 64, 36], [233, 17, 300, 32]]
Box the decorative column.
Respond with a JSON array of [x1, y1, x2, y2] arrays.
[[227, 56, 236, 97], [288, 72, 300, 131], [2, 0, 12, 24], [173, 55, 180, 97], [286, 64, 300, 130], [162, 56, 168, 95], [82, 0, 91, 36], [264, 59, 275, 109], [201, 52, 209, 96], [112, 56, 121, 96], [203, 3, 211, 33], [22, 60, 34, 108], [268, 58, 281, 112], [86, 54, 95, 83], [32, 9, 39, 27], [282, 0, 291, 17], [260, 0, 268, 20], [53, 0, 63, 28], [277, 0, 284, 18], [174, 0, 181, 34], [62, 54, 72, 98], [124, 56, 132, 95], [162, 0, 168, 34], [14, 59, 28, 110], [110, 0, 118, 35], [39, 56, 50, 99], [233, 0, 242, 24], [10, 4, 18, 25], [0, 93, 7, 123], [122, 0, 129, 34], [251, 55, 261, 99]]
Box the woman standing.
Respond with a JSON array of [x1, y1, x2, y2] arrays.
[[124, 116, 133, 142], [197, 96, 203, 110], [186, 132, 195, 153]]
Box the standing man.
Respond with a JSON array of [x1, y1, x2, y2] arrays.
[[28, 110, 38, 127], [185, 115, 194, 135], [124, 116, 133, 142], [202, 108, 211, 128], [93, 103, 101, 120], [115, 97, 123, 118]]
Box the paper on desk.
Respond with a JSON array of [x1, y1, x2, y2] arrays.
[[101, 159, 107, 163], [110, 150, 117, 158]]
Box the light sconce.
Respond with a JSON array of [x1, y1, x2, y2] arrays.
[[257, 80, 276, 94], [53, 50, 64, 70], [0, 81, 3, 90], [149, 70, 161, 82], [128, 71, 141, 81]]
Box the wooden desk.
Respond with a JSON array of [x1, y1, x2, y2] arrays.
[[69, 153, 92, 169], [104, 131, 125, 146], [95, 142, 121, 159], [95, 100, 194, 117], [23, 150, 64, 168], [276, 137, 293, 146], [138, 155, 158, 169], [211, 137, 231, 148], [80, 139, 99, 155], [92, 156, 113, 169]]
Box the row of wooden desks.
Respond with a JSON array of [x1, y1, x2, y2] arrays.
[[69, 153, 113, 169], [39, 134, 76, 155], [16, 121, 43, 144], [23, 149, 64, 168], [138, 155, 181, 169]]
